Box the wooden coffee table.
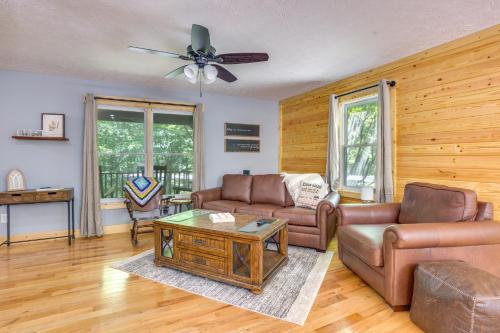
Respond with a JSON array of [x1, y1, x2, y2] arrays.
[[153, 209, 288, 294]]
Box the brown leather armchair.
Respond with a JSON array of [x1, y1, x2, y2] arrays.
[[336, 182, 500, 309], [192, 174, 340, 251]]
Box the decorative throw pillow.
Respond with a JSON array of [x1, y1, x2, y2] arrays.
[[295, 181, 329, 209], [281, 172, 329, 205]]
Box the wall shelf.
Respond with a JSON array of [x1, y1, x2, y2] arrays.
[[12, 136, 69, 141]]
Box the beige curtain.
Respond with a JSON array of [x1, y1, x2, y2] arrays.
[[192, 103, 205, 191], [80, 94, 103, 237], [375, 80, 394, 203], [325, 95, 340, 191]]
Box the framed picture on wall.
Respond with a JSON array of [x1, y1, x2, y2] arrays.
[[225, 139, 260, 152], [224, 123, 260, 137], [41, 113, 65, 138]]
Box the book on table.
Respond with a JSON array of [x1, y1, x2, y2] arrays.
[[209, 212, 235, 223]]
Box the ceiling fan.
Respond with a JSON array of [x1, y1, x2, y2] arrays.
[[128, 24, 269, 95]]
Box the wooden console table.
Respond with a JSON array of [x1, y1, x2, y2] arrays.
[[0, 188, 75, 246]]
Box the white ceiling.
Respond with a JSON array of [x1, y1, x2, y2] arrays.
[[1, 0, 499, 100]]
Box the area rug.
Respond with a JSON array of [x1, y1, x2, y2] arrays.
[[111, 246, 333, 325]]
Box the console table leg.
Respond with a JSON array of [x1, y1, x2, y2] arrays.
[[67, 201, 71, 245], [71, 199, 75, 239], [6, 205, 10, 246]]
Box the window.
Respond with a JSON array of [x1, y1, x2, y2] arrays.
[[97, 100, 194, 199], [341, 95, 378, 190], [152, 110, 193, 194]]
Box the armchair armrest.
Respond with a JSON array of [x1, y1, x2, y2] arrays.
[[384, 222, 500, 249], [336, 203, 401, 226], [191, 187, 222, 209]]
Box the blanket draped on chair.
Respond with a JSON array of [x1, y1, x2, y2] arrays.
[[124, 176, 162, 207]]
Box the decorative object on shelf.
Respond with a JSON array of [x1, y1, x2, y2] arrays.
[[41, 113, 65, 138], [225, 139, 260, 152], [360, 186, 375, 203], [6, 169, 27, 191], [16, 129, 32, 136], [224, 123, 260, 137]]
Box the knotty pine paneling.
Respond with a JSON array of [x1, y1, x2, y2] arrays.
[[280, 24, 500, 216]]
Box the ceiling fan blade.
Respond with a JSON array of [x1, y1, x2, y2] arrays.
[[164, 65, 187, 78], [128, 46, 190, 60], [191, 24, 211, 54], [213, 65, 237, 82], [218, 53, 269, 64]]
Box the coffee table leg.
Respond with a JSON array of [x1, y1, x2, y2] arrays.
[[251, 287, 262, 295], [279, 226, 288, 257]]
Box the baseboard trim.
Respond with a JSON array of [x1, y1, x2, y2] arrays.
[[0, 223, 131, 244]]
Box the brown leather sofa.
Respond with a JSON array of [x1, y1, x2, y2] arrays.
[[336, 182, 500, 309], [191, 174, 340, 251]]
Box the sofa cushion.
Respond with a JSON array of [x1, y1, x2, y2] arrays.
[[399, 182, 478, 224], [251, 174, 286, 206], [202, 200, 248, 213], [273, 207, 316, 227], [339, 224, 394, 267], [221, 174, 252, 204], [235, 204, 283, 218]]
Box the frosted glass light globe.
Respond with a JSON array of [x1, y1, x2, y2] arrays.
[[184, 64, 198, 79], [187, 75, 198, 84], [203, 65, 218, 81]]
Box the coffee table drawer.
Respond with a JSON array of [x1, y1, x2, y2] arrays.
[[179, 249, 226, 275], [177, 231, 226, 255]]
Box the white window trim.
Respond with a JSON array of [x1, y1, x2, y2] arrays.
[[339, 94, 378, 193]]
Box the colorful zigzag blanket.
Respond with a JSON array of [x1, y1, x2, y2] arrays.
[[123, 176, 162, 207]]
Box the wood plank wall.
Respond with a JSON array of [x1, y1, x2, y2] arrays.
[[280, 24, 500, 214]]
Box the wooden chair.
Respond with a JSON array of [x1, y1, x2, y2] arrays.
[[124, 188, 166, 245]]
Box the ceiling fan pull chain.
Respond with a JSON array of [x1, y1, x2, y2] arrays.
[[199, 74, 203, 97]]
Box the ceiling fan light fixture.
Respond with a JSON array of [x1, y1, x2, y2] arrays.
[[184, 64, 198, 79], [187, 75, 198, 84], [203, 64, 218, 81], [202, 76, 216, 84]]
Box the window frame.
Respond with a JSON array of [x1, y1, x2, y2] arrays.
[[95, 98, 195, 206], [339, 94, 379, 193]]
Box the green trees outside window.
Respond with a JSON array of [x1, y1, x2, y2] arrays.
[[342, 96, 378, 189], [97, 108, 193, 198]]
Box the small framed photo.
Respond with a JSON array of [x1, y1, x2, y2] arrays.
[[41, 113, 65, 138]]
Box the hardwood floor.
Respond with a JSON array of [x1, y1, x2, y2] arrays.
[[0, 233, 422, 333]]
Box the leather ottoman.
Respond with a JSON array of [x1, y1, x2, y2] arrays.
[[410, 261, 500, 333]]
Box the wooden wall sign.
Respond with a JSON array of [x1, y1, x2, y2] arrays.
[[225, 139, 260, 152], [224, 123, 260, 137]]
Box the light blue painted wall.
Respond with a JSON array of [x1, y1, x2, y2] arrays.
[[0, 70, 279, 235]]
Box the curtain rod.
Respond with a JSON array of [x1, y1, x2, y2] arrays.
[[334, 80, 396, 99], [93, 95, 196, 107]]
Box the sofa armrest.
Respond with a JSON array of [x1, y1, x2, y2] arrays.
[[336, 203, 401, 226], [315, 191, 341, 251], [316, 191, 340, 216], [384, 222, 500, 249], [191, 187, 222, 209]]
